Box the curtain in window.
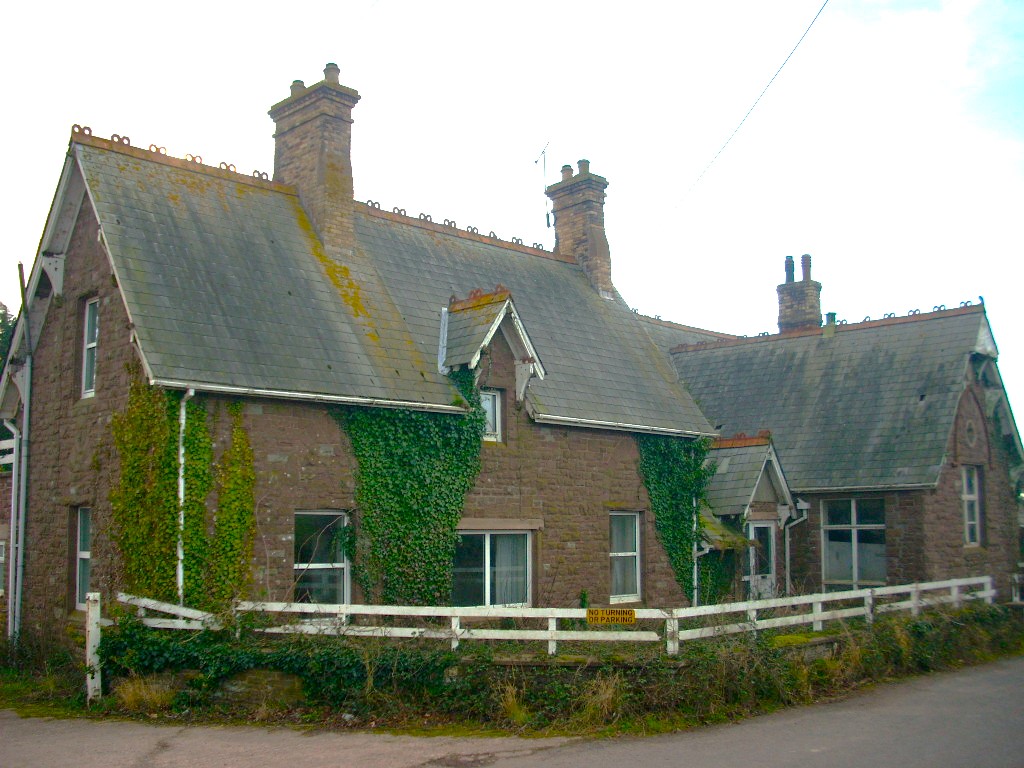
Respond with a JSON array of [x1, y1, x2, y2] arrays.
[[491, 533, 527, 605]]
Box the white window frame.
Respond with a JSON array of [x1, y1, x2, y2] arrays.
[[609, 511, 641, 603], [962, 465, 983, 546], [481, 389, 502, 442], [293, 510, 351, 605], [82, 298, 99, 397], [452, 530, 531, 607], [75, 507, 92, 611], [821, 498, 886, 591]]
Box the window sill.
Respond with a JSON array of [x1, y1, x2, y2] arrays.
[[609, 595, 641, 605]]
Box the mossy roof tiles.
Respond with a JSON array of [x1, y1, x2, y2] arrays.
[[76, 141, 711, 434], [671, 309, 993, 491]]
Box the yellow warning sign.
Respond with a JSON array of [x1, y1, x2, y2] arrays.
[[586, 608, 636, 625]]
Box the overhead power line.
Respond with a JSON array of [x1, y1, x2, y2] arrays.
[[689, 0, 831, 193]]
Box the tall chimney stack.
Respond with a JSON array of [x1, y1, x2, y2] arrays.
[[269, 63, 361, 257], [545, 160, 614, 298], [777, 254, 822, 333]]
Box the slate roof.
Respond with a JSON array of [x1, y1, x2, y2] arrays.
[[671, 307, 996, 491], [640, 315, 736, 352], [706, 442, 775, 518], [69, 136, 712, 435]]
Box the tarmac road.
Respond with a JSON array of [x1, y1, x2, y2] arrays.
[[1, 656, 1022, 768]]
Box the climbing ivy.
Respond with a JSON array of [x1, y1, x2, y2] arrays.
[[178, 394, 213, 605], [207, 403, 256, 606], [110, 377, 179, 603], [333, 368, 485, 606], [110, 374, 255, 609], [635, 434, 717, 604]]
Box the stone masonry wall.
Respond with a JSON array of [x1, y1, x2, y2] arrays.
[[19, 199, 690, 629], [20, 201, 136, 637], [787, 490, 926, 594], [920, 384, 1020, 597]]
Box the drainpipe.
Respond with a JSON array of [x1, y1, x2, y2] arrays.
[[11, 264, 33, 639], [691, 496, 712, 607], [4, 419, 20, 641], [176, 388, 194, 606], [784, 499, 810, 595]]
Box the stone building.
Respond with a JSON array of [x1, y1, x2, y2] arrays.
[[2, 64, 1021, 640], [1, 65, 718, 639], [669, 263, 1023, 596]]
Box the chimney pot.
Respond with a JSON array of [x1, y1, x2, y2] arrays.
[[560, 164, 573, 181], [826, 312, 836, 325], [577, 159, 590, 176], [801, 253, 812, 281], [784, 255, 795, 283], [324, 62, 340, 84], [290, 80, 305, 97]]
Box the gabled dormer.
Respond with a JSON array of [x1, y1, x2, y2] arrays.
[[438, 288, 545, 404]]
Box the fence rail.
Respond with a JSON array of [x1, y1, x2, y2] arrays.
[[84, 576, 994, 701]]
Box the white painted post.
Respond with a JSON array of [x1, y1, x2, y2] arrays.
[[911, 584, 921, 616], [450, 616, 460, 651], [666, 617, 679, 656], [864, 590, 875, 626], [85, 592, 102, 703], [548, 617, 557, 656], [812, 600, 823, 632], [984, 575, 994, 605], [951, 584, 962, 609]]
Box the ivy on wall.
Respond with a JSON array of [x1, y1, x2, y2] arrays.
[[110, 377, 179, 603], [333, 368, 485, 606], [635, 435, 717, 603], [110, 375, 255, 609], [180, 394, 213, 604], [207, 402, 256, 606]]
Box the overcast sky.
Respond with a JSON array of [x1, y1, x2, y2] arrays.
[[3, 1, 1022, 412]]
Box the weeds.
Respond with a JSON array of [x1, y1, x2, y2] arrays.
[[3, 603, 1021, 733]]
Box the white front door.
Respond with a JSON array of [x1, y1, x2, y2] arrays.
[[745, 522, 777, 599]]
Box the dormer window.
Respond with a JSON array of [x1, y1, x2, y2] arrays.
[[481, 389, 502, 442], [82, 298, 99, 397]]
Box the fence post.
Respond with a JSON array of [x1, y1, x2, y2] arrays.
[[450, 616, 460, 651], [984, 575, 994, 605], [812, 599, 823, 632], [85, 592, 102, 703], [911, 584, 921, 616], [1011, 575, 1020, 604], [666, 616, 679, 656], [864, 590, 875, 626], [548, 617, 557, 656], [951, 584, 962, 609]]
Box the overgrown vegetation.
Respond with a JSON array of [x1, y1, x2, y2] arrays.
[[635, 435, 720, 603], [332, 368, 485, 605], [109, 374, 256, 609], [13, 603, 1000, 731]]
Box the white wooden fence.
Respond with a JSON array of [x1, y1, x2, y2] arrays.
[[84, 576, 994, 701]]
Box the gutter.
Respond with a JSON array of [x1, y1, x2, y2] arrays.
[[792, 482, 936, 494], [151, 379, 466, 414], [529, 409, 715, 438]]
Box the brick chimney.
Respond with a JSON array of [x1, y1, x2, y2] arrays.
[[777, 254, 822, 333], [268, 63, 361, 256], [545, 160, 614, 298]]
